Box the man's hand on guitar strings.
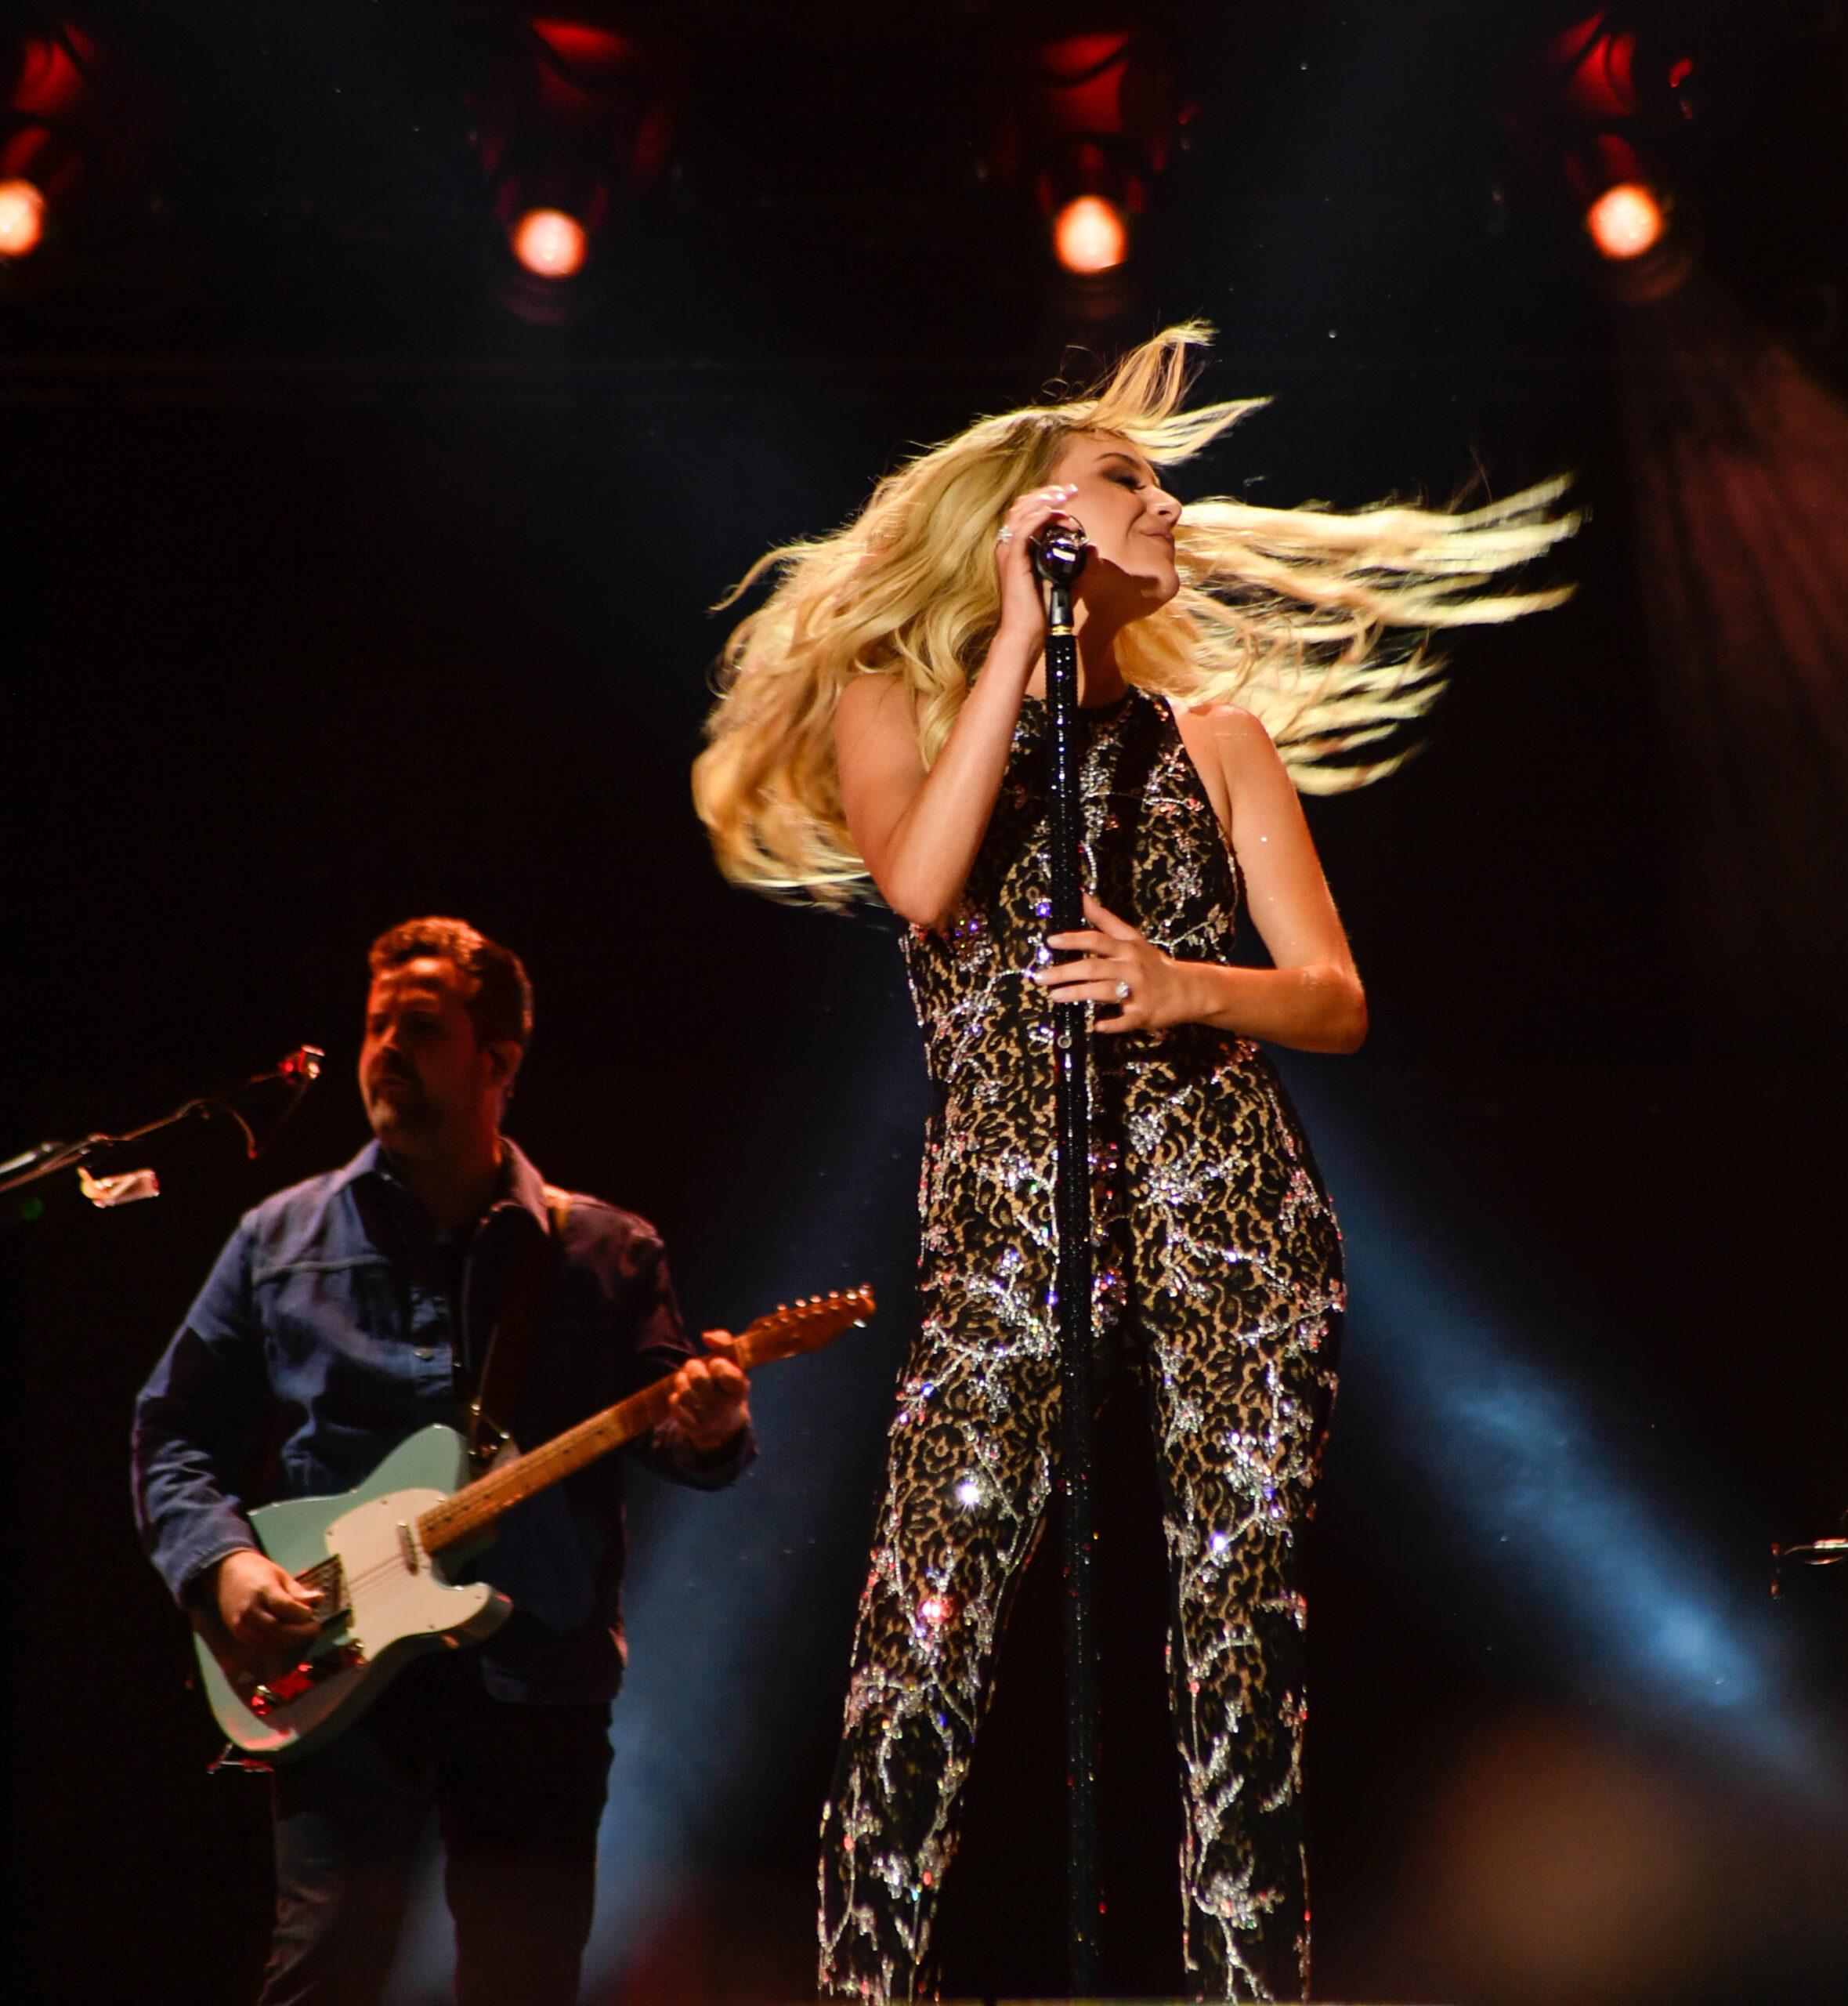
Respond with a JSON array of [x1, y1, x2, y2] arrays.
[[210, 1548, 325, 1651], [664, 1334, 751, 1456]]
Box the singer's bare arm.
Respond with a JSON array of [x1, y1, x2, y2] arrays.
[[835, 483, 1081, 929]]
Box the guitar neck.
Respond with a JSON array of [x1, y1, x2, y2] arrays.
[[417, 1330, 767, 1559]]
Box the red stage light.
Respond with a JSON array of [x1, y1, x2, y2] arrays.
[[14, 30, 93, 119], [1551, 13, 1608, 70], [1550, 14, 1643, 120], [1040, 33, 1132, 136], [0, 178, 45, 259], [1586, 181, 1665, 260], [510, 206, 587, 278], [531, 20, 633, 73], [1053, 194, 1128, 275]]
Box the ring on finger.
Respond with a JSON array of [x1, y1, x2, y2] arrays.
[[996, 526, 1014, 544], [1114, 979, 1132, 1001]]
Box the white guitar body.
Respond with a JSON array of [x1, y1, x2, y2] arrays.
[[193, 1425, 511, 1762]]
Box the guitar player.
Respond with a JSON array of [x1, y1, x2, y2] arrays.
[[132, 917, 754, 2006]]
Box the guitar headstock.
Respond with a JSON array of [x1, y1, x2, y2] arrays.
[[735, 1286, 875, 1370]]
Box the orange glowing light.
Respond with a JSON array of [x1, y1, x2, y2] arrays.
[[1053, 194, 1128, 275], [511, 206, 587, 278], [1586, 181, 1665, 260], [0, 179, 46, 259]]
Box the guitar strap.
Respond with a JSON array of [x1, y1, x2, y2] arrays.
[[465, 1185, 572, 1471]]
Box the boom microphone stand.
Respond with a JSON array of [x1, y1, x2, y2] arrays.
[[0, 1047, 325, 1205], [1032, 516, 1101, 1993]]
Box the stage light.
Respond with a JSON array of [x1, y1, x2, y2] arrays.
[[510, 205, 587, 278], [476, 22, 684, 322], [0, 177, 45, 259], [1586, 180, 1665, 260], [1053, 194, 1127, 275], [1553, 13, 1640, 121], [987, 29, 1181, 302]]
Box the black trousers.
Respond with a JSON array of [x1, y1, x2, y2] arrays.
[[259, 1653, 613, 2006]]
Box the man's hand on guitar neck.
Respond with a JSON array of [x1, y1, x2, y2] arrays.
[[663, 1331, 751, 1459], [207, 1548, 325, 1652]]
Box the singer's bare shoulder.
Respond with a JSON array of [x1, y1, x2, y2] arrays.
[[1166, 698, 1274, 834], [834, 671, 919, 752], [1168, 695, 1268, 736]]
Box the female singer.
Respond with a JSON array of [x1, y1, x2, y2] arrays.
[[694, 325, 1571, 2001]]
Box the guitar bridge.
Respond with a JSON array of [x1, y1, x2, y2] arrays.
[[249, 1641, 366, 1716]]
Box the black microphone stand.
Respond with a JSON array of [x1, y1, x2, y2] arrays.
[[0, 1047, 325, 1203], [1032, 519, 1101, 1994]]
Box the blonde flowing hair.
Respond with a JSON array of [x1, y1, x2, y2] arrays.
[[694, 321, 1575, 904]]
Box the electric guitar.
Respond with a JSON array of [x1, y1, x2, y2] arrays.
[[191, 1286, 874, 1762]]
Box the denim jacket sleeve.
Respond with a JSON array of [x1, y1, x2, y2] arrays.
[[131, 1218, 272, 1606]]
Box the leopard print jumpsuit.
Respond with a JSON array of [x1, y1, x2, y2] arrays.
[[819, 686, 1344, 2002]]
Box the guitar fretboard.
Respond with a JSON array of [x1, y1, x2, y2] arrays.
[[412, 1305, 837, 1558], [416, 1373, 684, 1555]]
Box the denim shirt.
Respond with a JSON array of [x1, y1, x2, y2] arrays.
[[132, 1139, 753, 1704]]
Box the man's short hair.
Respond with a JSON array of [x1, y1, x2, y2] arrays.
[[367, 918, 533, 1050]]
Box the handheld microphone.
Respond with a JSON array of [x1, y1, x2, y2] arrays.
[[1029, 514, 1090, 585]]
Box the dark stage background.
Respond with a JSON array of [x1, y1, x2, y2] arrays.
[[6, 5, 1848, 2004]]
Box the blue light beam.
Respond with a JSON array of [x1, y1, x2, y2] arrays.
[[1289, 1064, 1837, 1795]]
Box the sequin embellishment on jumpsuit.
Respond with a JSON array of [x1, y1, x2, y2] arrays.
[[818, 686, 1344, 2002]]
